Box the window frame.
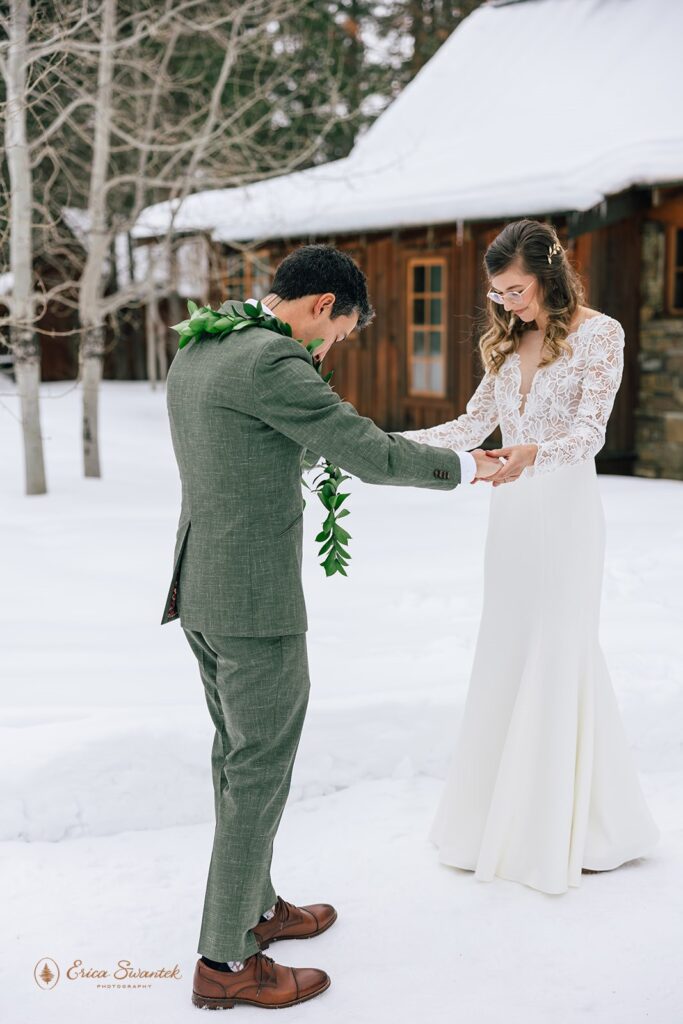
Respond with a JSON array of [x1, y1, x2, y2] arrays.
[[406, 256, 448, 399], [221, 248, 273, 300]]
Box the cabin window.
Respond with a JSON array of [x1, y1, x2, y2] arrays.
[[667, 227, 683, 314], [223, 249, 273, 300], [407, 258, 447, 397]]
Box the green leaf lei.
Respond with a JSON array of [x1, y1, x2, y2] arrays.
[[170, 299, 352, 577]]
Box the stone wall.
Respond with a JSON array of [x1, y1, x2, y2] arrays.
[[634, 221, 683, 479]]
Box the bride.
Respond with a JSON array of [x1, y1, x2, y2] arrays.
[[400, 218, 660, 895]]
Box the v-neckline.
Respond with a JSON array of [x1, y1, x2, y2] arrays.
[[511, 312, 608, 417]]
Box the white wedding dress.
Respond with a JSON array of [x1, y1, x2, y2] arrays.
[[402, 313, 660, 894]]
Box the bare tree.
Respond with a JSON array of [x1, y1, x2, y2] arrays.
[[2, 0, 46, 494], [2, 0, 352, 481], [1, 0, 101, 493]]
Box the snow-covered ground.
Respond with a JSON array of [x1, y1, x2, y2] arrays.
[[1, 379, 682, 1023]]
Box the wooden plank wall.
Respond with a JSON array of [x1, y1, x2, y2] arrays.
[[327, 225, 491, 433]]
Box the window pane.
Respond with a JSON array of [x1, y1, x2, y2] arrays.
[[411, 360, 427, 392], [250, 271, 269, 298], [429, 298, 442, 324], [675, 270, 683, 310], [676, 229, 683, 268], [429, 331, 441, 355], [413, 265, 426, 293], [227, 255, 244, 280], [429, 264, 442, 292], [226, 254, 245, 297], [413, 330, 425, 354], [413, 298, 425, 324], [250, 254, 272, 299], [429, 360, 444, 394]]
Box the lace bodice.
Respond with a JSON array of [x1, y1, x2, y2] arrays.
[[401, 313, 625, 476]]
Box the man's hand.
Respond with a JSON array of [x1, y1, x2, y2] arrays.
[[471, 448, 503, 483], [484, 444, 538, 486]]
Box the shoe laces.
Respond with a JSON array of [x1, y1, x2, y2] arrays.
[[254, 951, 277, 994], [274, 895, 292, 924]]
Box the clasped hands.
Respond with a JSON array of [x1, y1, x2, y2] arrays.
[[470, 444, 539, 486]]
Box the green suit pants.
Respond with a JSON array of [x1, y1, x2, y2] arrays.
[[182, 627, 311, 961]]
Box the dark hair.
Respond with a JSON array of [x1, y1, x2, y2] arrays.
[[270, 244, 374, 329], [480, 218, 586, 374]]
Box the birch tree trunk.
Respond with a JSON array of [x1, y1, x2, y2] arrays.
[[156, 304, 168, 382], [79, 0, 116, 478], [6, 0, 47, 495], [145, 296, 158, 390]]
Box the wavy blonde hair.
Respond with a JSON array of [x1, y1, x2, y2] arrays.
[[479, 219, 586, 374]]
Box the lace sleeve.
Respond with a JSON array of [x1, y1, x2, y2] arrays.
[[533, 318, 625, 473], [398, 369, 499, 451]]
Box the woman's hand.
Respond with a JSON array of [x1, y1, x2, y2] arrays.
[[484, 444, 538, 486], [471, 448, 504, 483]]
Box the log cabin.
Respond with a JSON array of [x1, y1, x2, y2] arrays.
[[137, 0, 683, 480]]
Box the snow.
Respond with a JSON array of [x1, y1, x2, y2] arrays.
[[132, 0, 683, 244], [1, 378, 682, 1023]]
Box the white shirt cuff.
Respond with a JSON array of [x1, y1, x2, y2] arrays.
[[457, 450, 477, 484]]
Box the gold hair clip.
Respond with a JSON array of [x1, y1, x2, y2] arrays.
[[547, 240, 562, 264]]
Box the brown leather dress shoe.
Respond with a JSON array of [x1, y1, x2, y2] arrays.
[[252, 895, 338, 951], [191, 951, 330, 1010]]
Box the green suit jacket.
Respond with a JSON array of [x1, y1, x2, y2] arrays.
[[160, 300, 463, 635]]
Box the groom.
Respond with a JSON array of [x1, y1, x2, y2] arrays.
[[160, 244, 497, 1010]]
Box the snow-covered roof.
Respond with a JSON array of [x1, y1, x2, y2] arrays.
[[133, 0, 683, 243]]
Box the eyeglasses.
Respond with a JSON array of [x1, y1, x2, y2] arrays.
[[486, 280, 535, 305]]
